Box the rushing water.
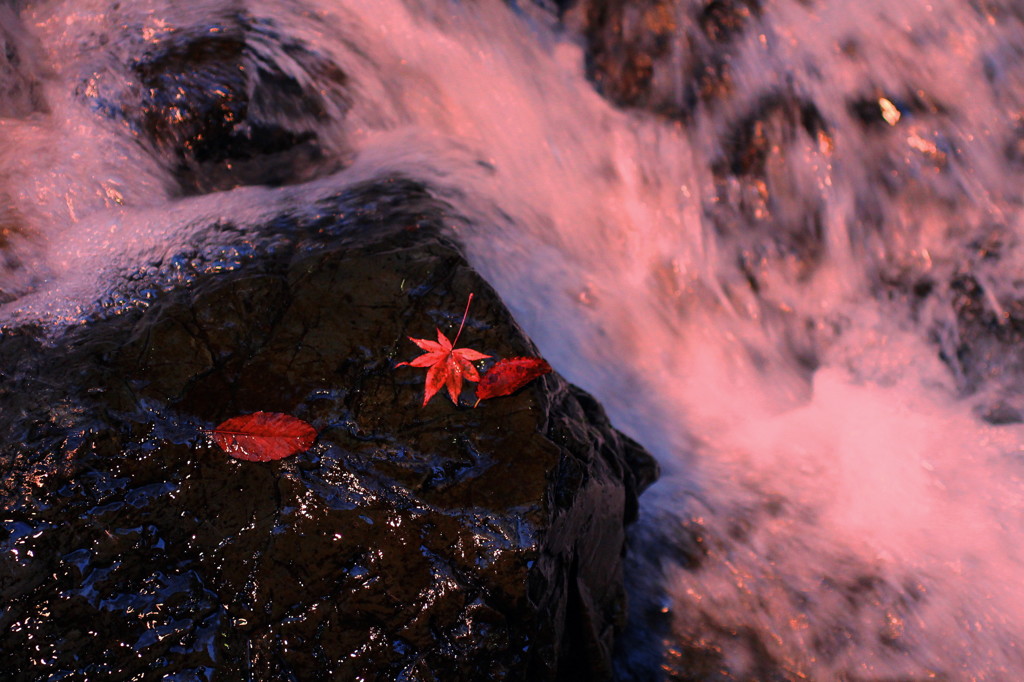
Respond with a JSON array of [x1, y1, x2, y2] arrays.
[[3, 0, 1024, 678]]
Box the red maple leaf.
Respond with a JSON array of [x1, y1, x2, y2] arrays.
[[396, 294, 490, 406], [474, 357, 552, 406]]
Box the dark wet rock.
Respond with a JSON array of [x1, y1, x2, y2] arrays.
[[566, 0, 761, 117], [979, 400, 1023, 425], [698, 0, 760, 44], [0, 178, 657, 680], [938, 270, 1024, 398], [1007, 125, 1024, 168], [715, 94, 828, 179], [571, 0, 680, 112], [707, 92, 830, 287], [77, 8, 350, 196]]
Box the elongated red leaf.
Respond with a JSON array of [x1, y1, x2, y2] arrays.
[[211, 411, 317, 462], [475, 357, 552, 403]]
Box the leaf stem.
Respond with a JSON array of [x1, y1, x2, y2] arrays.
[[452, 292, 474, 347]]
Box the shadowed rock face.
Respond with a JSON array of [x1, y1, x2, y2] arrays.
[[0, 179, 657, 681]]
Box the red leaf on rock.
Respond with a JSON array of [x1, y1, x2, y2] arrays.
[[396, 293, 490, 406], [211, 411, 317, 462], [475, 357, 552, 404]]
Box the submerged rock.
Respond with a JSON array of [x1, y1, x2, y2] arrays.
[[73, 6, 350, 196], [0, 5, 47, 118], [0, 179, 657, 680], [561, 0, 762, 118]]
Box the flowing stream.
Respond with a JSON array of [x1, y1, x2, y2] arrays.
[[4, 0, 1024, 678]]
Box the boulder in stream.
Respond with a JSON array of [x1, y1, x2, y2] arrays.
[[0, 178, 657, 680]]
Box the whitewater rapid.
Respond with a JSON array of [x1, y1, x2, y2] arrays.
[[4, 0, 1024, 678]]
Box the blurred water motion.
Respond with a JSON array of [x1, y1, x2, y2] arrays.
[[2, 0, 1024, 678]]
